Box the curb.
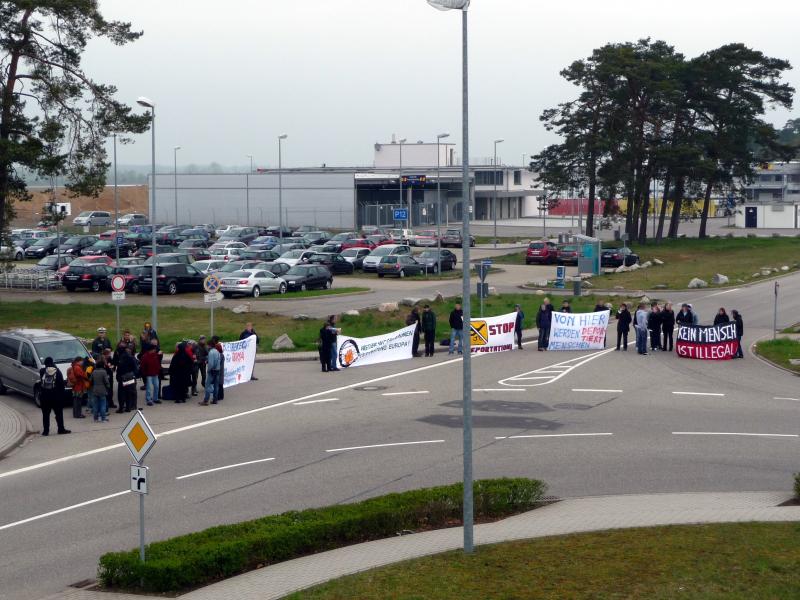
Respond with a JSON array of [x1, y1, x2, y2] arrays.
[[0, 400, 31, 458], [751, 335, 800, 377], [252, 289, 374, 302]]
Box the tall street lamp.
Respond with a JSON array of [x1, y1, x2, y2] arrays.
[[137, 96, 158, 330], [398, 138, 407, 228], [246, 154, 253, 226], [173, 146, 181, 225], [427, 0, 474, 554], [493, 138, 504, 248], [278, 135, 288, 239], [113, 133, 121, 341], [436, 133, 450, 277]]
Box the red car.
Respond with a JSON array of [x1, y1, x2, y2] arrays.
[[367, 234, 393, 247], [99, 229, 127, 240], [526, 240, 558, 265], [556, 244, 580, 266], [340, 238, 376, 251], [56, 254, 114, 278]]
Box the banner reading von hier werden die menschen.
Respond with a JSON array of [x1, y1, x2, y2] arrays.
[[676, 323, 738, 360], [469, 312, 516, 353], [548, 310, 610, 351], [222, 335, 257, 388], [336, 324, 416, 368]]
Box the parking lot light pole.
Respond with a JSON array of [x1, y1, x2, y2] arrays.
[[246, 155, 253, 226], [427, 0, 473, 554], [137, 96, 158, 330], [173, 146, 180, 225], [437, 133, 450, 277], [493, 139, 503, 248], [113, 133, 121, 341], [278, 135, 287, 239]]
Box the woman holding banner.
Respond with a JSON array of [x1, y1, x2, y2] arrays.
[[732, 310, 744, 359]]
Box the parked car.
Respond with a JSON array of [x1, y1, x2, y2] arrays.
[[411, 230, 438, 247], [31, 254, 74, 272], [272, 242, 309, 255], [155, 231, 185, 246], [238, 248, 280, 262], [117, 213, 148, 226], [124, 232, 152, 248], [366, 234, 393, 248], [260, 261, 291, 277], [386, 228, 413, 244], [601, 247, 639, 268], [209, 247, 246, 261], [220, 269, 287, 298], [362, 244, 412, 273], [61, 263, 113, 292], [292, 225, 317, 237], [177, 238, 210, 257], [143, 252, 195, 266], [192, 260, 227, 275], [250, 235, 281, 249], [340, 238, 376, 252], [157, 224, 190, 233], [377, 255, 424, 278], [215, 224, 240, 238], [138, 263, 205, 295], [0, 328, 89, 407], [307, 252, 354, 274], [72, 210, 111, 226], [557, 244, 580, 266], [194, 224, 216, 237], [180, 228, 210, 240], [208, 241, 247, 253], [360, 225, 380, 235], [57, 235, 97, 255], [81, 239, 134, 258], [264, 225, 292, 238], [415, 249, 457, 273], [135, 244, 175, 258], [24, 236, 65, 259], [283, 264, 333, 291], [526, 240, 559, 265], [275, 249, 317, 267], [129, 224, 157, 234], [330, 232, 356, 243], [340, 247, 371, 270], [110, 265, 146, 294], [115, 257, 145, 267], [301, 231, 331, 245], [441, 228, 476, 248], [64, 255, 114, 268], [16, 230, 52, 248], [215, 260, 266, 274], [98, 229, 126, 241], [218, 226, 259, 245]]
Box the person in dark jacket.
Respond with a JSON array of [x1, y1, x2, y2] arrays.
[[615, 303, 632, 351], [448, 303, 464, 355], [513, 304, 525, 350], [536, 298, 553, 351], [239, 323, 259, 381], [560, 300, 572, 313], [39, 357, 70, 436], [116, 346, 138, 412], [648, 303, 662, 351], [91, 327, 112, 356], [661, 302, 676, 352], [194, 336, 209, 393], [406, 307, 422, 357], [594, 303, 609, 347], [421, 305, 437, 357], [102, 348, 116, 409], [169, 342, 193, 402], [713, 308, 730, 326], [732, 309, 744, 358], [318, 321, 331, 372], [675, 304, 694, 327], [216, 340, 226, 399], [326, 316, 340, 372]]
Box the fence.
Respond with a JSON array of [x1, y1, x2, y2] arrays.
[[0, 268, 62, 291]]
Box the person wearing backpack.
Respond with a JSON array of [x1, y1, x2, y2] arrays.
[[67, 357, 88, 419], [39, 357, 70, 436]]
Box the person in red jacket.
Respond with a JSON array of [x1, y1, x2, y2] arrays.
[[139, 344, 162, 406]]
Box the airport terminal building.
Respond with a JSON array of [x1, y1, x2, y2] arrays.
[[151, 141, 542, 230]]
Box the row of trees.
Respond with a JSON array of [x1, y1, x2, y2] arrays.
[[532, 39, 796, 241]]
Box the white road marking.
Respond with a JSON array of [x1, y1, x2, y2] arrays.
[[774, 397, 800, 402], [0, 490, 129, 532], [381, 391, 430, 396], [176, 458, 276, 480], [495, 433, 613, 440], [473, 388, 524, 392], [326, 440, 445, 453], [572, 388, 623, 393], [672, 432, 798, 438], [704, 288, 741, 298], [293, 398, 340, 405], [499, 347, 618, 388], [672, 391, 726, 397]]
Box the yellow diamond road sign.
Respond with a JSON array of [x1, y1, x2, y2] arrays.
[[121, 410, 157, 464]]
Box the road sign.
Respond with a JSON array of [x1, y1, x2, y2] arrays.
[[116, 235, 126, 247], [203, 274, 221, 293], [112, 291, 126, 301], [393, 208, 409, 221], [130, 464, 149, 495], [401, 174, 427, 186], [204, 292, 223, 303], [110, 274, 126, 292], [476, 261, 492, 282], [121, 410, 157, 465]]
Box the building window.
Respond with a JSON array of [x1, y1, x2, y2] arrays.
[[789, 175, 800, 183], [775, 175, 784, 182], [513, 170, 521, 186], [475, 171, 503, 186]]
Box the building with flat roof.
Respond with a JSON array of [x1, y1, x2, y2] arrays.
[[736, 161, 800, 228]]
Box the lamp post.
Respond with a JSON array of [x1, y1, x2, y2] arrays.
[[398, 138, 407, 228], [246, 155, 253, 226], [436, 133, 450, 277], [173, 146, 180, 225], [278, 135, 287, 239], [493, 139, 504, 248], [137, 96, 158, 330], [427, 0, 473, 554], [113, 133, 121, 341]]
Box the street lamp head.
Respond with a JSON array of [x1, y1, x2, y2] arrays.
[[494, 139, 504, 144], [174, 146, 181, 151], [136, 96, 155, 109], [427, 0, 470, 10], [437, 133, 450, 139], [399, 138, 407, 144], [278, 134, 288, 140]]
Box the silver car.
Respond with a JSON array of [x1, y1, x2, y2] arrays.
[[0, 329, 89, 406], [220, 269, 287, 298]]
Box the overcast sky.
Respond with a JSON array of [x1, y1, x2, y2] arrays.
[[85, 0, 799, 169]]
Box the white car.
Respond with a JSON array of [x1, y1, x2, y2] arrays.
[[0, 243, 24, 261], [209, 248, 245, 261], [215, 224, 240, 238], [275, 249, 316, 267], [192, 259, 226, 274], [209, 240, 247, 253], [220, 269, 287, 298], [412, 230, 438, 247], [361, 244, 412, 272]]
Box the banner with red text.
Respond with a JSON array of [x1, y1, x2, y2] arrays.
[[676, 323, 738, 360], [469, 312, 517, 353], [548, 310, 610, 351], [222, 335, 257, 388]]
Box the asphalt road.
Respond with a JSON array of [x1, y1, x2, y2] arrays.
[[0, 272, 798, 600]]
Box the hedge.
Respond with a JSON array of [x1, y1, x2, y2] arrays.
[[98, 477, 546, 593]]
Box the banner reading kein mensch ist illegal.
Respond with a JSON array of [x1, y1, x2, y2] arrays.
[[548, 310, 610, 351], [336, 324, 416, 369], [676, 323, 739, 360]]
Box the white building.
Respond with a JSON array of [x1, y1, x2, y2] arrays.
[[736, 161, 800, 228]]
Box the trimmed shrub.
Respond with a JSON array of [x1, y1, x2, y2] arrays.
[[98, 478, 546, 593]]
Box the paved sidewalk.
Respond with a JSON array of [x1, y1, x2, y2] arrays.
[[0, 400, 30, 457], [42, 490, 800, 600]]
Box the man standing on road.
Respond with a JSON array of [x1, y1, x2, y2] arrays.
[[676, 304, 694, 328], [514, 304, 525, 350], [661, 302, 675, 352], [406, 307, 422, 357], [91, 327, 111, 355], [193, 336, 209, 394], [448, 303, 464, 355], [732, 309, 744, 359], [421, 304, 437, 357], [239, 323, 259, 381], [201, 337, 221, 405], [39, 357, 70, 436], [140, 344, 162, 406], [634, 303, 649, 355], [615, 303, 631, 351], [536, 298, 553, 351]]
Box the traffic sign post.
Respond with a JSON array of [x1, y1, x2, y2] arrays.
[[116, 235, 126, 247], [110, 275, 126, 342], [477, 260, 492, 317], [203, 275, 222, 336], [393, 208, 408, 221], [121, 410, 157, 563], [555, 265, 566, 289]]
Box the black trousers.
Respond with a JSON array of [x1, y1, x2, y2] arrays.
[[71, 392, 83, 418], [616, 330, 628, 350], [537, 327, 550, 349], [662, 329, 674, 352], [319, 346, 329, 371], [424, 330, 435, 356], [649, 329, 661, 349], [120, 383, 137, 411], [515, 329, 523, 348], [412, 330, 420, 356], [41, 395, 66, 434]]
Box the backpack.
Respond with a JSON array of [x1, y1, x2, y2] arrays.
[[42, 369, 57, 390]]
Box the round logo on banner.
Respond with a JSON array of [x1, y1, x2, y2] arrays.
[[110, 274, 126, 292], [338, 339, 360, 368]]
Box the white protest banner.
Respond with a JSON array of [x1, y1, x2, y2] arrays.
[[469, 312, 516, 353], [222, 335, 257, 388], [548, 310, 610, 351], [336, 324, 416, 369]]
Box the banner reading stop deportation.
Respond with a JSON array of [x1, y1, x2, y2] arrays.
[[469, 312, 516, 353], [222, 335, 257, 388], [676, 323, 738, 360], [548, 310, 610, 351], [336, 324, 416, 369]]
